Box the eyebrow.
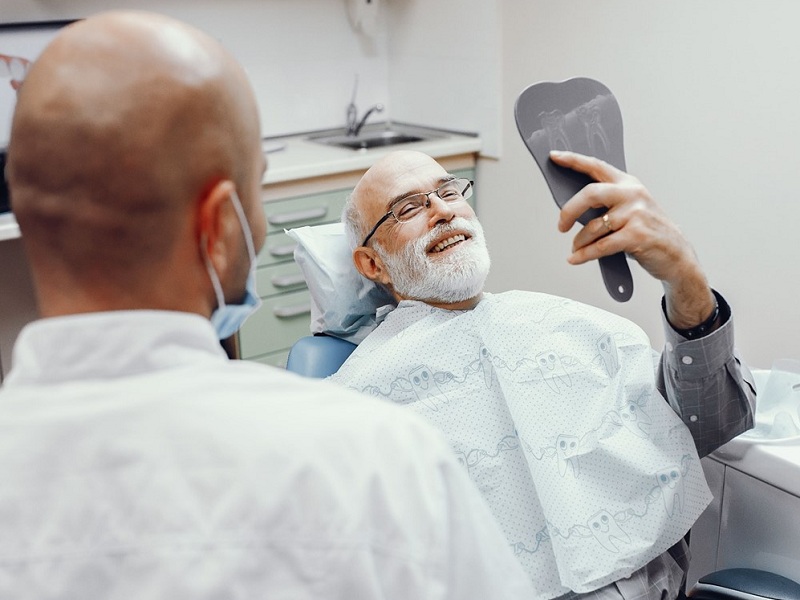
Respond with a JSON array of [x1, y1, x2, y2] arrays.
[[385, 174, 456, 212]]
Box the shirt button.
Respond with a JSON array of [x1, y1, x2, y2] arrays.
[[682, 355, 693, 365], [689, 415, 698, 422], [666, 342, 674, 352]]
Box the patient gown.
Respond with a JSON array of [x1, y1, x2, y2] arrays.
[[331, 291, 712, 599]]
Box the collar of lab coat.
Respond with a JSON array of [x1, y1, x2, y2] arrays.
[[6, 310, 227, 385]]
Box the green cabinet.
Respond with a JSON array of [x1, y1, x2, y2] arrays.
[[238, 166, 476, 367]]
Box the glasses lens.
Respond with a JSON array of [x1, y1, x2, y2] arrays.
[[437, 178, 472, 202], [392, 179, 473, 223], [453, 178, 472, 201], [393, 194, 427, 223]]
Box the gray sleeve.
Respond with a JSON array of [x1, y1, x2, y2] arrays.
[[655, 291, 756, 458]]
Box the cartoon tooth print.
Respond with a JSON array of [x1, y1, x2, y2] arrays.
[[656, 466, 685, 517], [539, 110, 572, 151], [618, 399, 651, 438], [478, 346, 498, 390], [408, 365, 449, 411], [556, 434, 581, 478], [577, 103, 610, 156], [596, 333, 620, 378], [536, 351, 572, 393], [587, 510, 631, 553]]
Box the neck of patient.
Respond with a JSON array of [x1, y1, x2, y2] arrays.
[[395, 291, 484, 311]]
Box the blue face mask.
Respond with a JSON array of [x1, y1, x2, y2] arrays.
[[202, 190, 262, 340]]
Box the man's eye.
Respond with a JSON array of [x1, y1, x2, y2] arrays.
[[396, 200, 422, 218]]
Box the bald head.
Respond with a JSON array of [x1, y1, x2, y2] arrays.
[[7, 11, 264, 315], [343, 151, 448, 249]]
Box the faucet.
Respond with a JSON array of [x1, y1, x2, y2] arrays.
[[347, 103, 384, 137]]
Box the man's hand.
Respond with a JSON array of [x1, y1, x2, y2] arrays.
[[549, 150, 717, 330]]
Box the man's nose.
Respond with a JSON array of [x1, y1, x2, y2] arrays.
[[425, 193, 456, 226]]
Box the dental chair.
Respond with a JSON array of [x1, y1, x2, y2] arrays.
[[284, 223, 800, 600], [285, 334, 356, 378], [689, 569, 800, 600], [285, 337, 800, 600]]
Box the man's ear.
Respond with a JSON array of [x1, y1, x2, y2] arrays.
[[197, 179, 238, 276], [353, 246, 392, 287]]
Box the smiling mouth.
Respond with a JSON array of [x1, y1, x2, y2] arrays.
[[429, 233, 469, 254]]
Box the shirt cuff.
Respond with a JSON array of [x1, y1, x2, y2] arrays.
[[661, 290, 734, 378]]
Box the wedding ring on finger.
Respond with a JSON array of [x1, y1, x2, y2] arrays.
[[602, 213, 613, 232]]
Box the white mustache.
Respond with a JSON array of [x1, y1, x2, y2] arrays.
[[417, 217, 481, 250]]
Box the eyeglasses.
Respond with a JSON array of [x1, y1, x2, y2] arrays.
[[361, 177, 473, 247]]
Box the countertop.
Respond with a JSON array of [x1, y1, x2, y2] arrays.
[[261, 122, 481, 184], [0, 123, 482, 241]]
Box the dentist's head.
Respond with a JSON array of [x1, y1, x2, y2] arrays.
[[343, 150, 491, 310], [7, 11, 266, 327]]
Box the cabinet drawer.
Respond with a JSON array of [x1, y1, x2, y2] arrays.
[[258, 229, 298, 267], [256, 262, 307, 298], [239, 289, 313, 358], [262, 188, 349, 234]]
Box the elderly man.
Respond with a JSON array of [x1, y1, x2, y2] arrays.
[[332, 150, 755, 600], [0, 13, 535, 598]]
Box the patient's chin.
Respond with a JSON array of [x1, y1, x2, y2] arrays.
[[377, 222, 491, 305], [395, 246, 491, 304]]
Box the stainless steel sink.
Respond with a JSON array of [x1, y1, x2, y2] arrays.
[[306, 124, 443, 151]]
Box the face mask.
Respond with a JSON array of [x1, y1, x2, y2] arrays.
[[202, 190, 262, 340]]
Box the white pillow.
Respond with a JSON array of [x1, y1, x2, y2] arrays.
[[286, 222, 395, 344]]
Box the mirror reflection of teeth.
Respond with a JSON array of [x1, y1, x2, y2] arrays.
[[577, 103, 610, 154], [539, 109, 572, 151]]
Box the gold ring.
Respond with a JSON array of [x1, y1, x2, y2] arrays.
[[602, 213, 612, 232]]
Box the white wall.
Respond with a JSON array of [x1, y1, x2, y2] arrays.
[[479, 0, 800, 369], [2, 0, 391, 137], [386, 0, 502, 156]]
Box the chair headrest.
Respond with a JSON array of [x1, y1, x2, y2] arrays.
[[286, 222, 395, 344]]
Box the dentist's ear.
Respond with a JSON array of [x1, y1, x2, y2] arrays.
[[197, 180, 238, 276], [353, 246, 392, 287]]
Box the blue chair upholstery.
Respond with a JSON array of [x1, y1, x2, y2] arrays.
[[285, 335, 357, 378]]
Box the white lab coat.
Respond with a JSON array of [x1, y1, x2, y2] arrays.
[[0, 310, 533, 599]]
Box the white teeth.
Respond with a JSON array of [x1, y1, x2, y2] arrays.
[[432, 234, 466, 253]]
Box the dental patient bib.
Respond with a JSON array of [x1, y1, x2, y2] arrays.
[[331, 291, 711, 598]]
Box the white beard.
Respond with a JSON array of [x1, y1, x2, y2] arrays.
[[375, 216, 491, 304]]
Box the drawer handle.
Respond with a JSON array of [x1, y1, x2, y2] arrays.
[[273, 303, 312, 319], [267, 206, 328, 226], [269, 243, 297, 258], [271, 273, 307, 289]]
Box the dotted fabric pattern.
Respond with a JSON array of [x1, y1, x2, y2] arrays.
[[332, 291, 712, 597]]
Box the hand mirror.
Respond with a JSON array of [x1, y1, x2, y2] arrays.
[[514, 77, 633, 302]]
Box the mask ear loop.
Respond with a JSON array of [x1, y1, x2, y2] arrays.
[[201, 231, 227, 311], [228, 190, 257, 263]]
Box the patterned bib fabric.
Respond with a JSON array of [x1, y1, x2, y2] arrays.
[[331, 291, 711, 598]]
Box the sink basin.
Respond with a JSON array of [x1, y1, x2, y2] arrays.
[[306, 124, 443, 151], [325, 132, 425, 150]]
